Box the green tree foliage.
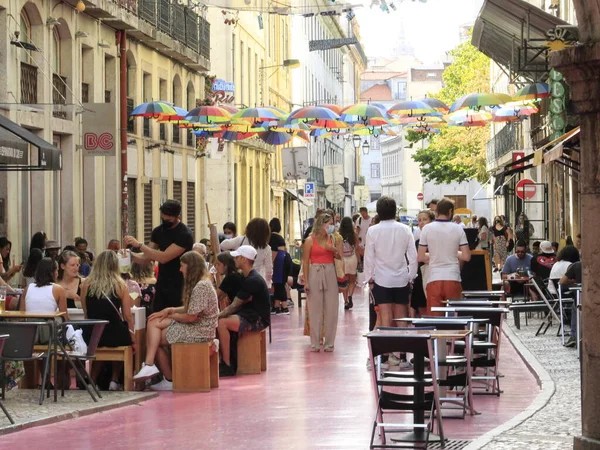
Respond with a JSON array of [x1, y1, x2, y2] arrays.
[[411, 38, 491, 183]]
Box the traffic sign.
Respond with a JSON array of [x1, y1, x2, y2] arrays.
[[325, 184, 346, 205], [417, 192, 424, 201], [516, 179, 536, 200], [304, 182, 315, 199]]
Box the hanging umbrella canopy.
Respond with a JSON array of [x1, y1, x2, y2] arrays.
[[259, 130, 293, 145], [447, 109, 492, 127], [397, 115, 445, 125], [498, 102, 539, 116], [387, 100, 436, 116], [218, 105, 239, 115], [340, 104, 388, 124], [449, 93, 506, 113], [264, 106, 289, 119], [513, 82, 550, 101], [410, 126, 442, 134], [232, 107, 283, 122], [295, 130, 310, 143], [225, 123, 267, 133], [130, 101, 177, 118], [221, 130, 257, 141], [186, 106, 232, 124], [155, 106, 188, 121], [317, 104, 343, 115], [421, 98, 449, 112], [289, 106, 340, 121], [310, 119, 349, 129]]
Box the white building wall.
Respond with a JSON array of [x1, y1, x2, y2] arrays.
[[424, 180, 491, 220]]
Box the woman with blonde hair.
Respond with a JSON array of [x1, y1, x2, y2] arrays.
[[302, 212, 342, 352], [81, 251, 135, 391], [133, 251, 218, 391]]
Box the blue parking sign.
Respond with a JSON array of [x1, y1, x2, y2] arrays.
[[305, 182, 315, 198]]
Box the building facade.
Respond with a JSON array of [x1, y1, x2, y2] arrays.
[[0, 0, 210, 263]]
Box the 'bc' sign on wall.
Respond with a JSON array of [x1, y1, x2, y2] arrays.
[[82, 103, 117, 157]]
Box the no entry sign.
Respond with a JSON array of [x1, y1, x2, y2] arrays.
[[516, 179, 536, 200], [417, 192, 424, 201]]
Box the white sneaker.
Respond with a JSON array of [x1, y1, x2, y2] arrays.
[[133, 363, 160, 381], [398, 361, 413, 370], [388, 354, 401, 366], [109, 381, 122, 391], [150, 378, 173, 391]]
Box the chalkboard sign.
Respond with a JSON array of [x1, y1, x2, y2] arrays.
[[461, 250, 492, 291]]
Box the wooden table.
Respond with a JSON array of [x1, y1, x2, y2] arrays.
[[367, 329, 472, 443], [0, 311, 66, 402]]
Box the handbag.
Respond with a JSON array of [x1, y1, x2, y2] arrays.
[[103, 293, 133, 344], [332, 236, 348, 288]]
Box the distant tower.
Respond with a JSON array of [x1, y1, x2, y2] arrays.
[[390, 14, 415, 56]]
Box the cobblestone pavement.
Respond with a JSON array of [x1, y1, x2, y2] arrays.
[[471, 313, 581, 450], [0, 388, 156, 434]]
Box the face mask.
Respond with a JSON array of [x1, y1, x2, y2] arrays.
[[162, 219, 174, 229], [327, 225, 335, 234], [224, 233, 233, 239]]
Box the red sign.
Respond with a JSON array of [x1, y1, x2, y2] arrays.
[[84, 132, 114, 151], [417, 193, 424, 201], [516, 179, 536, 200], [513, 151, 525, 169]]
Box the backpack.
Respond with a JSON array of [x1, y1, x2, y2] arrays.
[[342, 240, 354, 258]]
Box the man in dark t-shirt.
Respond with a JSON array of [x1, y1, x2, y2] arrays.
[[124, 200, 194, 311], [217, 245, 270, 377], [530, 240, 557, 280]]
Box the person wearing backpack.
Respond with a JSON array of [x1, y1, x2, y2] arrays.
[[339, 217, 359, 310]]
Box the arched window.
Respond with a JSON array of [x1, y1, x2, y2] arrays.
[[19, 12, 31, 63]]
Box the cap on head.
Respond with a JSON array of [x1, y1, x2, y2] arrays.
[[230, 245, 257, 261], [159, 200, 182, 217], [45, 240, 61, 250], [539, 240, 554, 254]]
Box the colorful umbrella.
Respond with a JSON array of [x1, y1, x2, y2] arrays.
[[232, 107, 283, 122], [186, 106, 232, 124], [387, 100, 436, 116], [130, 101, 177, 118], [310, 119, 349, 130], [449, 93, 506, 112], [410, 126, 442, 134], [513, 83, 550, 101], [219, 105, 239, 115], [259, 130, 293, 145], [492, 102, 539, 122], [340, 104, 389, 126], [221, 131, 257, 141], [155, 106, 188, 121], [397, 115, 445, 125], [421, 98, 449, 112], [289, 106, 340, 121], [318, 104, 343, 115], [295, 130, 310, 143], [447, 109, 492, 127]]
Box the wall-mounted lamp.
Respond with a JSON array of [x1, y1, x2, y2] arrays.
[[75, 31, 88, 39], [162, 148, 175, 154], [127, 139, 136, 145], [46, 17, 60, 27], [362, 140, 370, 155], [145, 143, 161, 150], [98, 41, 111, 48]]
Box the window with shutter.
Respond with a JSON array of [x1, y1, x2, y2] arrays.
[[127, 178, 137, 237], [173, 181, 182, 204], [143, 183, 153, 243], [187, 182, 195, 237]]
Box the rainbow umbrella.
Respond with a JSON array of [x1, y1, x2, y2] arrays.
[[340, 104, 389, 126], [130, 101, 177, 118], [264, 106, 289, 119], [447, 109, 492, 127], [155, 106, 188, 121], [221, 130, 257, 141], [398, 115, 445, 125], [310, 119, 349, 130], [318, 104, 343, 115], [492, 103, 538, 122], [232, 107, 283, 122], [224, 123, 266, 133], [387, 100, 436, 116], [410, 126, 442, 134], [513, 83, 550, 101], [295, 130, 310, 143], [449, 93, 506, 112], [186, 106, 232, 124], [289, 106, 340, 121], [219, 105, 239, 115], [422, 98, 449, 112], [259, 130, 293, 145]]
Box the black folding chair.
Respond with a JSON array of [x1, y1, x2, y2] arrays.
[[0, 334, 14, 424], [55, 320, 108, 402], [367, 330, 444, 449], [0, 322, 51, 406]]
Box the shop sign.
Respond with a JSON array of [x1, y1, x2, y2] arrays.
[[0, 146, 28, 165], [210, 79, 235, 104], [82, 103, 117, 157]]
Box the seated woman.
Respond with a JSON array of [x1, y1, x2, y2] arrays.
[[132, 251, 218, 391], [214, 252, 243, 311], [80, 251, 136, 391]]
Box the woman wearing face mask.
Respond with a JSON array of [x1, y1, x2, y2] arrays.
[[302, 212, 342, 352]]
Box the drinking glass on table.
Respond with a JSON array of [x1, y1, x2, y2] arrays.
[[0, 286, 6, 313]]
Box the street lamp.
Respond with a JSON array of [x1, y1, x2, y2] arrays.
[[362, 140, 370, 155], [353, 135, 362, 149]]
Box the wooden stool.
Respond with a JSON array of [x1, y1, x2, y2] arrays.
[[172, 342, 219, 392], [237, 329, 267, 375]]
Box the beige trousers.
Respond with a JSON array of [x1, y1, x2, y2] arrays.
[[307, 263, 339, 349]]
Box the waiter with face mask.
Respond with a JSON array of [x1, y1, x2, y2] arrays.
[[124, 200, 194, 312]]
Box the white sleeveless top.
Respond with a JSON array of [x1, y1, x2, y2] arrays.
[[25, 283, 58, 313]]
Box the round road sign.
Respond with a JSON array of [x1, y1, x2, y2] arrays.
[[516, 179, 536, 200], [417, 193, 424, 201]]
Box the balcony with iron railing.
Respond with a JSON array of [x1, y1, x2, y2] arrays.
[[20, 62, 37, 105], [52, 73, 67, 119], [309, 166, 325, 187], [486, 122, 518, 165]]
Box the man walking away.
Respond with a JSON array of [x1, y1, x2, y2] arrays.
[[365, 196, 418, 366], [356, 207, 373, 272], [418, 198, 471, 316]]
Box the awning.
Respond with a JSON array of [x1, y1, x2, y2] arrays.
[[472, 0, 569, 80], [541, 126, 580, 171], [0, 115, 62, 171], [285, 188, 313, 207]]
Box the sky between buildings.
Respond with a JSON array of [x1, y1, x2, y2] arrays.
[[356, 0, 484, 63]]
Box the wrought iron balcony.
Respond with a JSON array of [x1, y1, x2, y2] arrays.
[[486, 123, 517, 164], [20, 62, 37, 105], [52, 73, 67, 119], [309, 166, 325, 187]]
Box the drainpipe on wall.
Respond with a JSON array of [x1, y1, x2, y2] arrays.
[[118, 30, 128, 236]]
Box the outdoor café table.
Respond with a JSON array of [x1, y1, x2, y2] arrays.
[[568, 285, 582, 358], [445, 300, 511, 307], [463, 290, 505, 299], [0, 311, 66, 402], [368, 329, 472, 444]]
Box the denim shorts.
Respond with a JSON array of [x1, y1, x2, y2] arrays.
[[238, 316, 267, 335]]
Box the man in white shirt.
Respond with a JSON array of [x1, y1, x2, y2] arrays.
[[356, 207, 372, 247], [467, 215, 478, 229], [365, 196, 418, 331], [418, 198, 471, 316], [453, 215, 467, 228]]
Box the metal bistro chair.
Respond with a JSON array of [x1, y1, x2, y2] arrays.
[[367, 330, 444, 449], [55, 320, 108, 402], [0, 335, 14, 424], [0, 322, 52, 406], [530, 277, 572, 336]]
